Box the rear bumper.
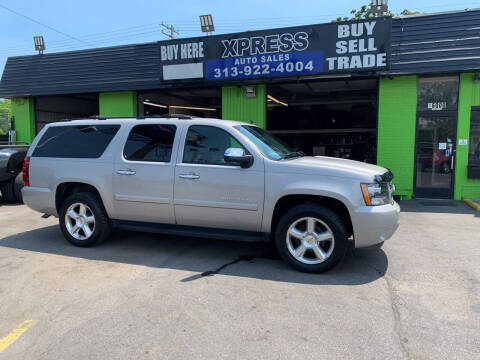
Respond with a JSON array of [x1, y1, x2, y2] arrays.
[[21, 186, 57, 216], [352, 201, 400, 248]]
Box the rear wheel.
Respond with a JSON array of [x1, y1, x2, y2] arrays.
[[275, 203, 348, 273], [13, 172, 24, 203], [59, 192, 111, 247]]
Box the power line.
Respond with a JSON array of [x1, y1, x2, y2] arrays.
[[0, 22, 162, 53], [0, 3, 92, 46], [0, 1, 478, 56]]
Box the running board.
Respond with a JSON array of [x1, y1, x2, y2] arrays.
[[112, 220, 270, 243]]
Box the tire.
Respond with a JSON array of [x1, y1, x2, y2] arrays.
[[274, 203, 348, 273], [13, 172, 24, 203], [59, 192, 111, 247], [0, 179, 16, 203]]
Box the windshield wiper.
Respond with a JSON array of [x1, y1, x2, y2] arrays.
[[281, 151, 305, 160]]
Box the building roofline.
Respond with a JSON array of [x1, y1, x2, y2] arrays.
[[393, 7, 480, 19], [3, 8, 480, 62]]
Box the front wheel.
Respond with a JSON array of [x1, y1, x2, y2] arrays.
[[275, 204, 348, 273], [59, 192, 111, 247]]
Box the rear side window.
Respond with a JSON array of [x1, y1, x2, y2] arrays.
[[123, 124, 176, 162], [32, 125, 120, 158]]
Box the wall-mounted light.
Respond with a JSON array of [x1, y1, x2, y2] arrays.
[[267, 94, 288, 107], [244, 86, 256, 98]]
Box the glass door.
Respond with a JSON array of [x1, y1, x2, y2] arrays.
[[414, 115, 457, 198], [414, 76, 459, 199]]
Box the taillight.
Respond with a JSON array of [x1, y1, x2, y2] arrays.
[[22, 156, 30, 187]]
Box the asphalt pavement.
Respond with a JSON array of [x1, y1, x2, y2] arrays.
[[0, 200, 478, 359]]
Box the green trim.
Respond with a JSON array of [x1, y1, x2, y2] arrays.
[[99, 91, 137, 117], [454, 73, 480, 200], [11, 97, 35, 144], [222, 85, 266, 129], [377, 75, 418, 200]]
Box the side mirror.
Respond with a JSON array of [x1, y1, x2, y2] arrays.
[[224, 147, 253, 168]]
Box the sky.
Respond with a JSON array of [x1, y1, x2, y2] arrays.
[[0, 0, 479, 72]]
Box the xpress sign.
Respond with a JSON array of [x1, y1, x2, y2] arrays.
[[159, 18, 391, 82]]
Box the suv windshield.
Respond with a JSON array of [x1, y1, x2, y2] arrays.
[[235, 125, 304, 160]]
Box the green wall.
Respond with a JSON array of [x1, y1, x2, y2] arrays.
[[222, 85, 266, 128], [99, 91, 137, 117], [455, 72, 480, 200], [11, 97, 35, 144], [377, 76, 418, 200]]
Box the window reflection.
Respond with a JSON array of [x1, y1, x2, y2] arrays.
[[417, 76, 459, 112]]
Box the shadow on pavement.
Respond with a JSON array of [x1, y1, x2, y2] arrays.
[[0, 225, 388, 286], [399, 199, 479, 216]]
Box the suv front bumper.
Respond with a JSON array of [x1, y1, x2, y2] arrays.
[[352, 201, 400, 248]]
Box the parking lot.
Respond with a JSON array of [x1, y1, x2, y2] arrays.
[[0, 200, 478, 359]]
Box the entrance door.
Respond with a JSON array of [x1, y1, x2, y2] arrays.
[[414, 115, 457, 198]]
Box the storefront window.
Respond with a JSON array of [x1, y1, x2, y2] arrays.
[[417, 76, 459, 112], [469, 108, 480, 167]]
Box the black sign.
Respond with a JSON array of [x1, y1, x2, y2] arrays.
[[158, 17, 391, 82]]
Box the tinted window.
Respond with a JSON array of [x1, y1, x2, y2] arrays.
[[124, 124, 176, 162], [183, 125, 244, 165], [32, 125, 120, 158], [469, 109, 480, 167]]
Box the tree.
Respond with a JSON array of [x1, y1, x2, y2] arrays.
[[0, 98, 11, 116], [399, 9, 421, 16], [334, 5, 420, 21], [0, 98, 12, 135]]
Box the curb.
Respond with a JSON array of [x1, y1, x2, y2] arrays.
[[463, 198, 480, 211]]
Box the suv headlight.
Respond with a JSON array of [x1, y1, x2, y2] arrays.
[[361, 182, 394, 206]]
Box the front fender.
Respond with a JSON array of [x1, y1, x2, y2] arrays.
[[262, 172, 363, 233]]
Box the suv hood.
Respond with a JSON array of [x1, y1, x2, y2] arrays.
[[272, 156, 389, 182]]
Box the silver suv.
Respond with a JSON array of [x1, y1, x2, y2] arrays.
[[22, 116, 400, 273]]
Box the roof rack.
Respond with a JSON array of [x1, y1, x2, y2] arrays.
[[62, 114, 197, 121], [152, 114, 194, 119]]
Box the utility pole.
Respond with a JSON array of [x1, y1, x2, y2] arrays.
[[161, 22, 179, 40]]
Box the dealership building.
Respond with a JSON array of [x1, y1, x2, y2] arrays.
[[0, 9, 479, 200]]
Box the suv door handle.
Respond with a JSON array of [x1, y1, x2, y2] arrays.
[[117, 169, 136, 175], [178, 174, 200, 180]]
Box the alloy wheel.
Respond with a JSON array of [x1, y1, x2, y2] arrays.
[[286, 217, 335, 264], [65, 202, 96, 240]]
